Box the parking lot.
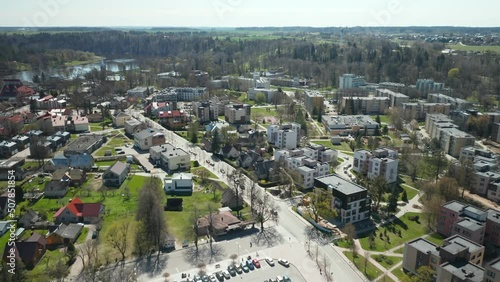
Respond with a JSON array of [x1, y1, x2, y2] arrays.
[[167, 258, 307, 282]]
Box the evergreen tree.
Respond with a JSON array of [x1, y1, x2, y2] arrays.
[[211, 129, 221, 153], [387, 187, 399, 213], [375, 114, 381, 125]]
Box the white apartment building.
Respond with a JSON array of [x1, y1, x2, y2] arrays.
[[353, 147, 398, 184], [267, 123, 301, 149], [150, 143, 190, 172], [339, 74, 366, 89], [224, 104, 251, 124]]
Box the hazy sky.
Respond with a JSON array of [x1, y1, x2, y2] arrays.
[[2, 0, 499, 27]]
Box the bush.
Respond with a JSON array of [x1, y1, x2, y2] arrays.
[[408, 215, 420, 222], [193, 160, 199, 167]]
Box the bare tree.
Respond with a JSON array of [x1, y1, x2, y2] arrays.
[[106, 220, 130, 261], [207, 203, 216, 258], [78, 240, 99, 271], [253, 190, 279, 231], [185, 204, 201, 255], [228, 168, 245, 215], [249, 181, 258, 216], [342, 223, 356, 253]]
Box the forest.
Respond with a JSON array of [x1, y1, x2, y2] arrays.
[[0, 29, 499, 100]]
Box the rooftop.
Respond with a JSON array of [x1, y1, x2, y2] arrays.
[[444, 235, 484, 254], [441, 128, 474, 138], [487, 209, 500, 224], [440, 261, 484, 282], [488, 257, 500, 271], [406, 238, 439, 254], [455, 218, 484, 232], [323, 115, 378, 127], [442, 200, 467, 213], [316, 174, 367, 196]]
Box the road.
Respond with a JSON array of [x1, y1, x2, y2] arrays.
[[131, 110, 367, 282]]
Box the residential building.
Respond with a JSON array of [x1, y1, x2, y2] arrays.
[[305, 90, 325, 115], [224, 104, 251, 124], [237, 150, 263, 169], [158, 110, 188, 130], [353, 147, 398, 184], [315, 175, 371, 224], [102, 161, 129, 187], [0, 141, 18, 158], [11, 135, 30, 150], [134, 128, 166, 151], [339, 74, 366, 89], [67, 116, 89, 132], [247, 88, 278, 102], [254, 160, 278, 182], [86, 113, 103, 123], [428, 93, 473, 110], [44, 153, 95, 172], [401, 102, 451, 121], [149, 143, 190, 172], [64, 135, 105, 156], [124, 118, 146, 136], [425, 114, 456, 139], [375, 89, 410, 108], [112, 111, 132, 127], [439, 128, 475, 158], [485, 209, 500, 247], [2, 233, 46, 269], [127, 86, 149, 98], [484, 257, 500, 282], [341, 96, 389, 115], [492, 123, 500, 143], [45, 223, 83, 246], [0, 220, 14, 236], [416, 79, 445, 95], [195, 101, 212, 123], [164, 173, 193, 195], [197, 209, 242, 237], [403, 238, 440, 274], [267, 123, 301, 149], [218, 145, 240, 159], [53, 197, 105, 224], [0, 79, 23, 101], [275, 148, 331, 189], [0, 158, 25, 181], [144, 102, 174, 117], [460, 146, 498, 167], [173, 87, 207, 101], [44, 181, 70, 198], [322, 115, 379, 136], [437, 262, 484, 282], [17, 209, 39, 229]]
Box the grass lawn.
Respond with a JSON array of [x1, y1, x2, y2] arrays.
[[251, 107, 281, 120], [22, 161, 40, 170], [165, 189, 223, 241], [95, 146, 117, 156], [312, 140, 354, 153], [336, 238, 352, 248], [27, 248, 68, 282], [77, 227, 89, 244], [371, 254, 403, 270], [370, 115, 391, 124], [400, 185, 419, 201], [95, 160, 121, 167], [378, 275, 396, 282], [0, 232, 10, 258], [392, 266, 412, 281], [394, 246, 405, 254], [426, 233, 446, 246], [107, 136, 129, 147], [359, 212, 427, 252], [388, 132, 403, 146], [399, 175, 419, 189], [191, 166, 218, 179], [343, 251, 383, 281]]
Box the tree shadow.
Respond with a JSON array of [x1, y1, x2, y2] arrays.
[[134, 252, 169, 278], [251, 227, 285, 247], [183, 244, 226, 266]]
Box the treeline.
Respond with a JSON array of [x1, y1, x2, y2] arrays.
[[1, 31, 500, 99]]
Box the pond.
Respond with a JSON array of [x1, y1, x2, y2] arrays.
[[6, 58, 138, 82]]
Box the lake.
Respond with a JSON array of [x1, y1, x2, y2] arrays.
[[5, 59, 138, 82]]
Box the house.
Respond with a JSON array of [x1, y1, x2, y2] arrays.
[[197, 209, 242, 237], [51, 168, 71, 182], [0, 158, 25, 181], [164, 173, 193, 195], [53, 197, 105, 224], [46, 223, 83, 246], [64, 135, 105, 156], [102, 161, 129, 187], [134, 128, 166, 151], [0, 220, 15, 236], [18, 209, 40, 229], [218, 145, 239, 159], [201, 137, 213, 152], [158, 110, 188, 130], [11, 135, 30, 150], [254, 160, 278, 181], [112, 111, 132, 127], [86, 113, 104, 123], [68, 169, 86, 186], [220, 189, 244, 210], [0, 141, 19, 158], [44, 181, 70, 198], [67, 116, 89, 132], [224, 104, 251, 124], [238, 150, 262, 169], [161, 233, 176, 252], [2, 232, 46, 269], [150, 144, 190, 172], [44, 153, 95, 172], [124, 118, 146, 136]]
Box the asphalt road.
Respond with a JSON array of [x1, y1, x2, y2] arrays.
[[132, 110, 366, 282]]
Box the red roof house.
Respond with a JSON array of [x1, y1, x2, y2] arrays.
[[53, 197, 105, 224]]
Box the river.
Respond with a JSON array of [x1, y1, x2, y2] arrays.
[[5, 58, 138, 82]]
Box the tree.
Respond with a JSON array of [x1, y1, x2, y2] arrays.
[[452, 159, 475, 198], [249, 181, 258, 216], [206, 203, 216, 257], [368, 177, 388, 211], [106, 220, 130, 261], [220, 125, 238, 146], [422, 191, 443, 231], [30, 137, 50, 168], [401, 190, 408, 202], [186, 204, 201, 255], [255, 92, 266, 105], [375, 114, 381, 125], [387, 108, 403, 130], [382, 125, 389, 135], [253, 189, 279, 231], [342, 223, 356, 248], [387, 187, 399, 213], [228, 168, 245, 216], [211, 129, 221, 153], [188, 123, 199, 144], [136, 178, 168, 257], [412, 266, 435, 282], [307, 188, 337, 222], [425, 138, 448, 181]]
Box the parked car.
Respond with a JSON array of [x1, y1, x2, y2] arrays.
[[222, 270, 231, 279], [235, 265, 243, 274], [214, 272, 224, 281], [252, 258, 261, 268], [246, 259, 254, 270], [240, 262, 249, 272], [209, 275, 217, 282], [91, 231, 98, 239], [227, 265, 236, 276], [265, 257, 275, 266], [278, 259, 290, 267]]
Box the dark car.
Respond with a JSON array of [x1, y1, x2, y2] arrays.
[[215, 272, 224, 281], [246, 259, 254, 270], [91, 231, 98, 239], [227, 265, 237, 276]]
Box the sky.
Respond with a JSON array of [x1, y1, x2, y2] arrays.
[[1, 0, 499, 28]]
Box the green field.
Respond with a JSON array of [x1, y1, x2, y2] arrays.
[[251, 106, 281, 120], [359, 212, 427, 252], [312, 140, 354, 153], [425, 233, 446, 246], [371, 254, 403, 270], [392, 265, 412, 281], [447, 44, 500, 53], [343, 251, 383, 281], [400, 185, 419, 201], [370, 115, 391, 124]]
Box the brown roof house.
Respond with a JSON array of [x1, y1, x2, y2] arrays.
[[3, 232, 46, 269], [68, 169, 87, 187], [197, 209, 241, 237], [44, 181, 70, 198], [46, 223, 84, 246], [53, 197, 105, 224], [102, 161, 129, 187]]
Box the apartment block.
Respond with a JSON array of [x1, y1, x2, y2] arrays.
[[437, 262, 484, 282], [425, 114, 456, 139], [403, 238, 441, 274], [149, 143, 190, 172], [315, 175, 370, 224], [353, 147, 398, 184], [402, 102, 451, 121], [484, 257, 500, 282], [304, 90, 324, 115], [341, 96, 389, 115], [416, 79, 445, 94], [267, 123, 301, 149], [485, 210, 500, 247], [375, 89, 410, 108], [428, 93, 473, 110], [339, 74, 366, 89], [439, 128, 475, 158], [224, 104, 251, 124]]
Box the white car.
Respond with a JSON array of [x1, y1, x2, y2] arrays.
[[265, 257, 275, 266], [278, 258, 289, 267]]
